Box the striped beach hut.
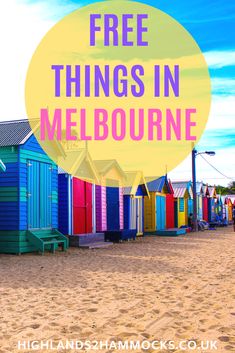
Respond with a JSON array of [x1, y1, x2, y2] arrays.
[[202, 185, 210, 221], [123, 171, 149, 236], [208, 186, 217, 222], [0, 119, 68, 254], [93, 160, 126, 231], [172, 181, 192, 228], [58, 149, 99, 235], [144, 176, 172, 232], [196, 182, 204, 220]]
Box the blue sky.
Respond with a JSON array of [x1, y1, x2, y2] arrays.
[[0, 0, 234, 185]]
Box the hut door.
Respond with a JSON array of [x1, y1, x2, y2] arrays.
[[27, 160, 52, 229], [73, 178, 92, 234], [130, 198, 137, 230], [106, 186, 120, 230], [136, 198, 143, 235], [156, 196, 166, 230]]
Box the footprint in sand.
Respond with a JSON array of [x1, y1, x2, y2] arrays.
[[218, 336, 230, 342], [87, 308, 98, 313], [30, 324, 40, 329]]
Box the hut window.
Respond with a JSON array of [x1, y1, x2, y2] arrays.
[[179, 198, 184, 212]]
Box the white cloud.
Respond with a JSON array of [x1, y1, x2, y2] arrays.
[[204, 50, 235, 68]]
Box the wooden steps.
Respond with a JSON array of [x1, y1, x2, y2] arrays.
[[28, 229, 68, 254], [104, 229, 136, 243], [69, 233, 113, 249], [145, 228, 186, 236]]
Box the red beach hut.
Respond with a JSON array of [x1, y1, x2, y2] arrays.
[[166, 179, 175, 228]]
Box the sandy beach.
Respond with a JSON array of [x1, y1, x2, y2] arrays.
[[0, 228, 234, 353]]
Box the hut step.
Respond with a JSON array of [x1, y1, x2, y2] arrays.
[[28, 229, 68, 254], [79, 241, 113, 249]]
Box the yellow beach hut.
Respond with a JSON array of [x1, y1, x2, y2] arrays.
[[172, 181, 192, 227]]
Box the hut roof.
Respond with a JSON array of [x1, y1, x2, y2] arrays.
[[123, 171, 149, 197], [171, 181, 193, 198], [202, 184, 210, 196], [146, 175, 173, 194], [208, 186, 217, 198], [93, 159, 126, 179], [58, 149, 99, 183], [226, 195, 235, 205], [0, 119, 33, 146], [196, 181, 204, 194], [0, 159, 6, 172], [0, 119, 66, 158]]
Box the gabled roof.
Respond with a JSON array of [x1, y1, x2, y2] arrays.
[[146, 175, 173, 194], [58, 149, 99, 183], [226, 195, 235, 205], [0, 159, 6, 172], [208, 186, 217, 198], [171, 181, 192, 198], [202, 184, 210, 196], [0, 119, 33, 146], [0, 119, 66, 158], [123, 171, 149, 197], [196, 181, 204, 194], [93, 159, 126, 179]]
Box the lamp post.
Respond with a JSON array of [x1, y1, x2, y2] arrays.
[[192, 149, 215, 231]]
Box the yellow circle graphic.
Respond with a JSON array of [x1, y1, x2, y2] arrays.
[[25, 1, 211, 186]]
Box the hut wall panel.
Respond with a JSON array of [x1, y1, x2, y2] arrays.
[[119, 187, 124, 230], [58, 174, 69, 235], [124, 195, 131, 229], [144, 193, 156, 231], [0, 147, 20, 231], [166, 194, 174, 228], [96, 185, 107, 231]]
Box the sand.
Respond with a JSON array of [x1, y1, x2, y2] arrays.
[[0, 227, 234, 353]]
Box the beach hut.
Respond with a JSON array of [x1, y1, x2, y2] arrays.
[[93, 160, 126, 231], [196, 182, 204, 220], [171, 181, 192, 228], [215, 195, 223, 221], [0, 119, 68, 254], [226, 195, 235, 223], [208, 186, 217, 222], [123, 171, 149, 236], [165, 179, 175, 228], [58, 149, 99, 236], [144, 176, 172, 232], [202, 185, 210, 221]]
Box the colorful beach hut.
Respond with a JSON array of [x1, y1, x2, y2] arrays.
[[166, 179, 175, 228], [144, 176, 172, 232], [208, 186, 217, 222], [0, 119, 68, 254], [196, 182, 204, 220], [226, 195, 235, 223], [221, 195, 235, 224], [171, 181, 192, 228], [123, 171, 149, 236], [58, 149, 99, 236], [93, 160, 126, 231], [202, 185, 210, 221]]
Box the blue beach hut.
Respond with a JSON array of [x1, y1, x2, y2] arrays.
[[0, 119, 68, 254], [123, 171, 149, 236]]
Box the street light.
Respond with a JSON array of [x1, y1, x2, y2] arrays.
[[192, 149, 216, 231]]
